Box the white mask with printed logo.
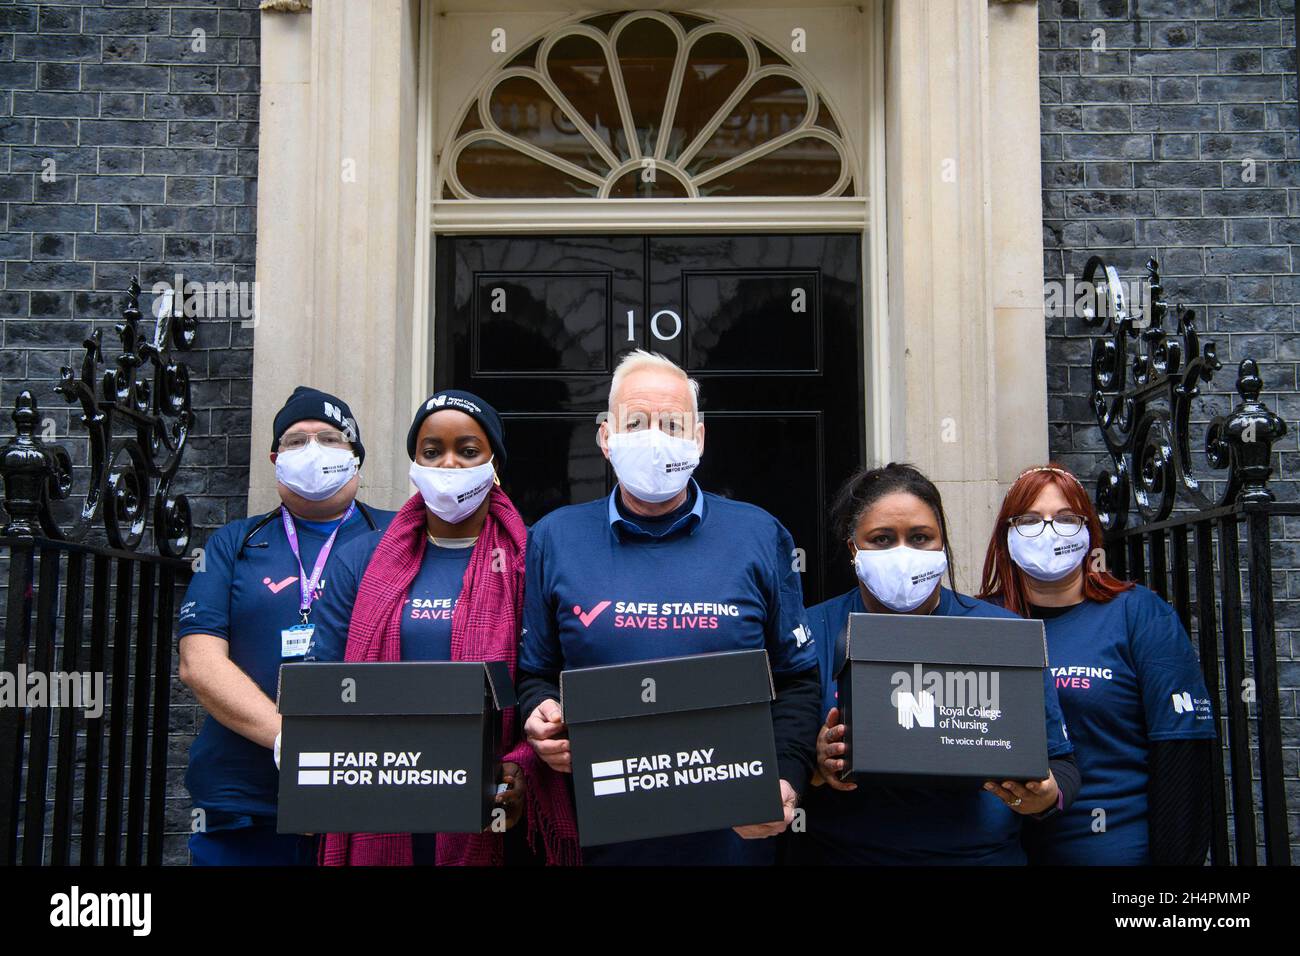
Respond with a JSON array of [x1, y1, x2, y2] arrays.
[[1007, 526, 1089, 582], [409, 458, 495, 523], [606, 429, 699, 504], [853, 546, 947, 613], [275, 443, 357, 501]]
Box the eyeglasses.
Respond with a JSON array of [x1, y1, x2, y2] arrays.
[[1009, 513, 1086, 537], [279, 430, 351, 452], [617, 412, 697, 436]]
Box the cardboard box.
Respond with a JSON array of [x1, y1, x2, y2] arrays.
[[276, 661, 514, 834], [562, 649, 784, 847], [837, 613, 1049, 785]]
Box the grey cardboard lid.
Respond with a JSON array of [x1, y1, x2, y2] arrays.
[[278, 661, 514, 717], [841, 612, 1046, 672], [482, 660, 518, 710], [560, 649, 775, 724]]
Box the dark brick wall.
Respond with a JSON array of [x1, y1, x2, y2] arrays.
[[1039, 0, 1299, 858], [1, 0, 259, 539], [0, 1, 259, 865]]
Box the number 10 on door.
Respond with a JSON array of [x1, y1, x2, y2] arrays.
[[627, 309, 682, 342]]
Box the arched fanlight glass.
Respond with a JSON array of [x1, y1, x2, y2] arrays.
[[442, 11, 854, 200]]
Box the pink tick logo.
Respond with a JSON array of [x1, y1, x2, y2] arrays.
[[263, 576, 297, 594], [573, 601, 612, 627]]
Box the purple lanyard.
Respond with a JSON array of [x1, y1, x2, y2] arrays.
[[281, 502, 355, 621]]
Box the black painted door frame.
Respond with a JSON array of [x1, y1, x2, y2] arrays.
[[434, 233, 864, 605]]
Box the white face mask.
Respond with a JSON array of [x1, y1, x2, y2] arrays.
[[409, 458, 495, 524], [606, 428, 700, 504], [275, 443, 358, 501], [1007, 526, 1089, 582], [853, 545, 947, 613]]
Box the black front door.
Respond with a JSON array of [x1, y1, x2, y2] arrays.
[[435, 233, 863, 605]]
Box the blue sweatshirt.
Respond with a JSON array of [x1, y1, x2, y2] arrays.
[[519, 481, 819, 865], [1022, 585, 1215, 865], [177, 503, 392, 825], [789, 586, 1074, 865]]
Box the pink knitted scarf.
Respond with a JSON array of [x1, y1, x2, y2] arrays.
[[319, 488, 579, 866]]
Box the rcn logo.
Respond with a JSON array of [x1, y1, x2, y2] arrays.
[[322, 401, 347, 426], [426, 393, 482, 413], [1171, 691, 1194, 714], [896, 688, 936, 730]]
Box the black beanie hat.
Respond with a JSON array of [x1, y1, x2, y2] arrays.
[[406, 389, 506, 467], [271, 386, 365, 465]]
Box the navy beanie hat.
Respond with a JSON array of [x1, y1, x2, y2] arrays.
[[271, 386, 365, 465], [406, 389, 506, 467]]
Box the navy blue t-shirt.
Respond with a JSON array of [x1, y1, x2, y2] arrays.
[[788, 586, 1074, 865], [520, 482, 818, 866], [177, 503, 393, 823], [1022, 586, 1216, 865], [306, 532, 475, 663]]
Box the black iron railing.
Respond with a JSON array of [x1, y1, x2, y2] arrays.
[[1105, 501, 1296, 867], [0, 277, 196, 865], [0, 537, 189, 865], [1081, 256, 1292, 865]]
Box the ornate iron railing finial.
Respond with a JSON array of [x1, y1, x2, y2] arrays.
[[1081, 255, 1289, 528], [1208, 358, 1289, 505], [0, 276, 197, 555], [0, 391, 73, 537]]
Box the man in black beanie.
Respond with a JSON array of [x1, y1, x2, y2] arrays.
[[175, 386, 394, 866]]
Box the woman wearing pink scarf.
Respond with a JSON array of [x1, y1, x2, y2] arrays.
[[305, 390, 578, 866]]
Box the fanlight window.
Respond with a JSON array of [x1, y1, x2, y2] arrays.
[[441, 11, 853, 200]]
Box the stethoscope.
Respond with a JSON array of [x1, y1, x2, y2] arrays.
[[236, 500, 380, 559]]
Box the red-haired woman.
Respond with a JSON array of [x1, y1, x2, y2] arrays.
[[979, 464, 1216, 865]]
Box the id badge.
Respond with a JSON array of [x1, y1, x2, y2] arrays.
[[281, 623, 314, 659]]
